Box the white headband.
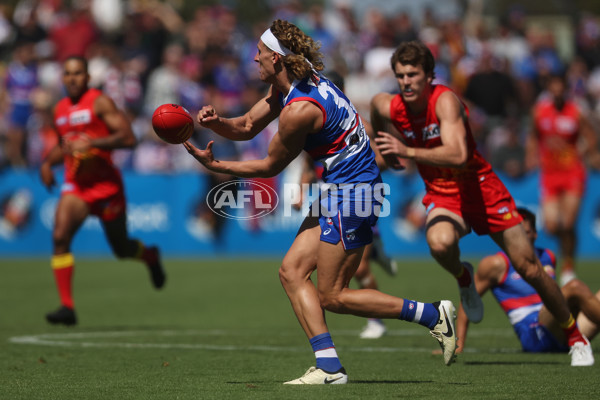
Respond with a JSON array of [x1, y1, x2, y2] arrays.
[[260, 29, 294, 57]]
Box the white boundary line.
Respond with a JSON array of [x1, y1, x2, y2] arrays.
[[8, 328, 520, 353]]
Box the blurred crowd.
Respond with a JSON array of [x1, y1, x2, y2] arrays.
[[1, 0, 600, 178]]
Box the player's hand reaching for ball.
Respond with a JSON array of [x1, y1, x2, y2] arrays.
[[197, 105, 219, 127], [183, 140, 216, 169]]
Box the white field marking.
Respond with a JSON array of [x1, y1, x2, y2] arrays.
[[8, 328, 519, 353]]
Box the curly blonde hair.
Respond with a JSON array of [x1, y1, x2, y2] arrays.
[[270, 19, 324, 80]]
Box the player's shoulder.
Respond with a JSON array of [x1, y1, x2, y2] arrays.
[[279, 100, 322, 134], [371, 92, 395, 112], [92, 90, 118, 112]]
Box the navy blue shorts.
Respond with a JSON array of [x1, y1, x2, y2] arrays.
[[313, 181, 383, 250], [514, 312, 569, 353]]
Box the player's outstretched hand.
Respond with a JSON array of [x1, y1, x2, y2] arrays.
[[374, 131, 407, 170], [183, 140, 215, 169], [197, 105, 219, 127]]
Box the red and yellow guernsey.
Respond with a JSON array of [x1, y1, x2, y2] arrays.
[[54, 88, 122, 199], [390, 84, 494, 196], [533, 96, 584, 174]]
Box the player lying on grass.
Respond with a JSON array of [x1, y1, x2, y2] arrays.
[[184, 19, 458, 384], [456, 208, 599, 366]]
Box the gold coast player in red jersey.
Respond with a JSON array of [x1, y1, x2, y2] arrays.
[[40, 56, 165, 325], [371, 41, 593, 366], [526, 73, 600, 285]]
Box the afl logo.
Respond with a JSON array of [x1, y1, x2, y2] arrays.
[[206, 180, 279, 220]]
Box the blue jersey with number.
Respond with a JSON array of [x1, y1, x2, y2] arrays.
[[279, 73, 380, 184]]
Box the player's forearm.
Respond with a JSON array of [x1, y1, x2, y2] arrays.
[[206, 115, 264, 142], [42, 144, 65, 167], [204, 158, 280, 178], [410, 146, 467, 168], [90, 131, 136, 150]]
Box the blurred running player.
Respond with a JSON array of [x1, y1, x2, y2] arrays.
[[526, 73, 600, 286], [456, 208, 597, 366], [372, 40, 593, 366], [40, 56, 165, 326], [185, 20, 457, 384]]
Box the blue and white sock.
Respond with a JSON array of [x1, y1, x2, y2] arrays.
[[309, 332, 343, 373], [399, 299, 439, 329]]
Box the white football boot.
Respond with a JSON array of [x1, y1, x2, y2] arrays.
[[570, 338, 594, 367], [430, 300, 458, 366], [283, 367, 348, 385]]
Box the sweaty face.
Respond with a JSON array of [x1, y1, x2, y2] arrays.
[[254, 40, 276, 82], [393, 62, 432, 107], [62, 59, 89, 99]]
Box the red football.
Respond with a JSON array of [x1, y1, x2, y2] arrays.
[[151, 104, 194, 144]]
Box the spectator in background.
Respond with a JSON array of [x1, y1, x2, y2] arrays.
[[489, 124, 526, 179], [3, 41, 38, 168], [143, 42, 184, 117], [526, 72, 600, 286], [48, 2, 98, 61], [463, 49, 519, 155], [25, 87, 58, 167]]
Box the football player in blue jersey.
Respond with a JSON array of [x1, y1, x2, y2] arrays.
[[455, 208, 599, 366], [184, 19, 458, 384]]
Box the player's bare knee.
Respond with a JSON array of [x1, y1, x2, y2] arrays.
[[562, 279, 587, 298], [427, 235, 454, 258], [544, 222, 559, 236], [278, 262, 301, 289], [427, 232, 455, 259]]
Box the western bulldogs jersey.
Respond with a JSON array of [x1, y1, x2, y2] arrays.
[[491, 248, 556, 328], [279, 73, 380, 184]]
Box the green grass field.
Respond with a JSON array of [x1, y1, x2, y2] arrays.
[[1, 256, 599, 399]]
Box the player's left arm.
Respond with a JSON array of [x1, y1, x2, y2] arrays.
[[376, 91, 468, 167], [184, 101, 320, 178]]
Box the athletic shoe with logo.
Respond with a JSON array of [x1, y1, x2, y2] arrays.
[[46, 305, 77, 326], [145, 246, 166, 289], [459, 262, 483, 323], [430, 300, 458, 366], [570, 338, 594, 367], [283, 367, 348, 385], [359, 319, 387, 339]]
